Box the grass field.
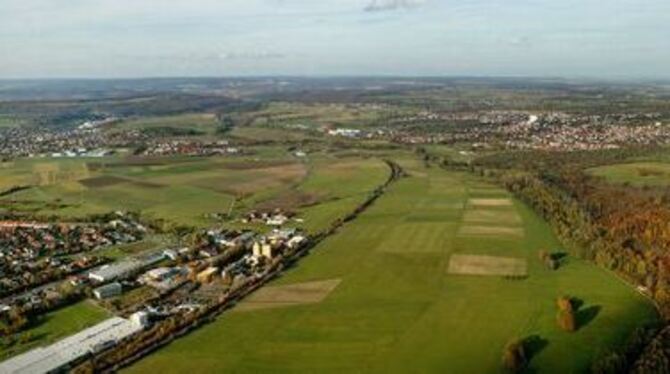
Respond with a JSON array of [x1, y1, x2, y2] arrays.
[[0, 301, 109, 360], [587, 161, 670, 186], [0, 152, 389, 230], [125, 158, 657, 374]]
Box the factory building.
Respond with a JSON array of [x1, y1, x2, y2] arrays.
[[0, 314, 148, 373]]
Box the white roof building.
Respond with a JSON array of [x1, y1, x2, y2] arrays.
[[0, 315, 146, 374]]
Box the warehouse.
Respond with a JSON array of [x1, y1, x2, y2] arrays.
[[93, 282, 123, 299], [0, 314, 147, 373], [88, 259, 143, 283]]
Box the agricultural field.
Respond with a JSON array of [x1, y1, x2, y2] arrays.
[[587, 161, 670, 187], [248, 102, 390, 130], [0, 151, 390, 230], [125, 158, 656, 374], [0, 116, 22, 128], [0, 301, 109, 360], [107, 113, 221, 136]]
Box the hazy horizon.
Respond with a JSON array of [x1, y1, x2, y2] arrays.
[[2, 0, 669, 79]]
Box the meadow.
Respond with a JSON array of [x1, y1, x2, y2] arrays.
[[124, 157, 657, 373], [587, 161, 670, 186]]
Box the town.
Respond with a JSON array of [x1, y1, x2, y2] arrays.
[[0, 216, 310, 373]]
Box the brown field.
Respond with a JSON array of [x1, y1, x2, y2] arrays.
[[469, 187, 507, 195], [219, 159, 298, 170], [256, 190, 323, 211], [226, 164, 307, 194], [468, 198, 514, 207], [192, 163, 307, 196], [79, 175, 164, 189], [458, 225, 524, 237], [463, 209, 521, 224], [79, 175, 127, 188], [234, 278, 341, 312], [447, 254, 527, 277]]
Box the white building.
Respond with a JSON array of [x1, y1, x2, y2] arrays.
[[89, 260, 142, 283], [0, 314, 147, 374]]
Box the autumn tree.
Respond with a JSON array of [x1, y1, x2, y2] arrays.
[[502, 338, 527, 372], [556, 296, 576, 332]]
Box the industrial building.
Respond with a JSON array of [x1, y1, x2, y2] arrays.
[[0, 314, 147, 374], [88, 259, 143, 283], [93, 282, 122, 299], [88, 249, 168, 283]]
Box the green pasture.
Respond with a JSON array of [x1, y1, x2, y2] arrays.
[[125, 158, 657, 373], [587, 161, 670, 186]]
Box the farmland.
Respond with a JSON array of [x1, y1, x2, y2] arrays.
[[0, 152, 389, 230], [125, 158, 657, 374]]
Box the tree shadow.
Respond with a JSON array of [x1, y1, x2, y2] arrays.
[[521, 335, 549, 374], [551, 252, 568, 262], [577, 305, 601, 330], [523, 335, 548, 360], [570, 297, 584, 311]]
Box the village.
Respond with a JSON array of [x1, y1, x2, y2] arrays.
[[0, 210, 309, 373], [386, 110, 670, 151], [0, 121, 243, 160]]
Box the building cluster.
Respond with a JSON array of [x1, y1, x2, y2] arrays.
[[0, 216, 145, 259], [0, 217, 145, 299], [326, 128, 362, 138], [0, 126, 142, 159], [0, 254, 107, 300], [88, 249, 170, 285], [139, 140, 240, 156], [388, 110, 669, 151], [239, 209, 299, 226]]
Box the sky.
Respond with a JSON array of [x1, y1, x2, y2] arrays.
[[1, 0, 669, 79]]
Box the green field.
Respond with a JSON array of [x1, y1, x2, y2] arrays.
[[0, 153, 389, 230], [588, 161, 670, 186], [0, 301, 109, 360], [125, 158, 657, 373]]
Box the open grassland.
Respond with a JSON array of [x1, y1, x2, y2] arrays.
[[125, 158, 656, 374], [0, 301, 109, 360], [588, 161, 670, 186]]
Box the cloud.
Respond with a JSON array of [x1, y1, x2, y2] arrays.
[[218, 50, 286, 60], [364, 0, 425, 12], [508, 36, 532, 48]]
